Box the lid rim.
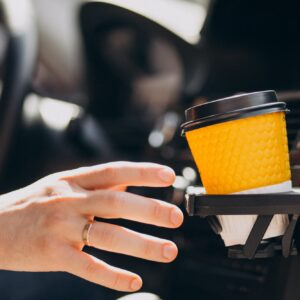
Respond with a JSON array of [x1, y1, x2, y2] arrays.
[[182, 101, 286, 130], [181, 105, 287, 135], [184, 90, 279, 124]]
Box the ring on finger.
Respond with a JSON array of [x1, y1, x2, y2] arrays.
[[82, 219, 94, 246]]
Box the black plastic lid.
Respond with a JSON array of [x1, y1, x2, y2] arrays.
[[181, 90, 288, 134]]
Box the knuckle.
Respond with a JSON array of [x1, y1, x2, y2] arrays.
[[42, 180, 71, 198], [137, 166, 147, 180], [58, 179, 73, 190], [43, 184, 57, 197], [85, 262, 99, 277], [152, 202, 164, 219], [107, 192, 123, 211], [103, 166, 117, 181], [98, 226, 118, 249], [111, 273, 122, 290], [143, 239, 155, 258]]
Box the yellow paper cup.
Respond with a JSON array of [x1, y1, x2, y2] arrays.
[[182, 91, 291, 246]]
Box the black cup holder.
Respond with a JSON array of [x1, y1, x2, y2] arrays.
[[185, 187, 300, 259]]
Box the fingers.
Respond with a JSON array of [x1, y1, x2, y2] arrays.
[[63, 248, 142, 292], [78, 190, 184, 228], [62, 162, 176, 190], [89, 221, 178, 263]]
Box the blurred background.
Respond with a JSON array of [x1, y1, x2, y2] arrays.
[[1, 0, 300, 299]]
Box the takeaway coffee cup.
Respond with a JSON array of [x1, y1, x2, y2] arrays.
[[181, 91, 291, 246]]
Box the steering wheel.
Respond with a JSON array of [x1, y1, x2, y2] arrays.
[[0, 0, 37, 175]]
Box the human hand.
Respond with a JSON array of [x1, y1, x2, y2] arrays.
[[0, 162, 183, 292]]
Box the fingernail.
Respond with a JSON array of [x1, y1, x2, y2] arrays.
[[130, 278, 142, 291], [163, 244, 177, 260], [170, 208, 183, 227], [158, 167, 175, 183]]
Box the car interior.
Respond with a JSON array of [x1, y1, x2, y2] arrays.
[[1, 0, 300, 299]]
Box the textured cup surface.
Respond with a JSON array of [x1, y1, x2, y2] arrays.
[[186, 111, 291, 194]]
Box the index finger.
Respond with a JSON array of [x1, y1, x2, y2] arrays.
[[62, 162, 176, 190], [77, 190, 184, 228]]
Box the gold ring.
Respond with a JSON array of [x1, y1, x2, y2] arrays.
[[82, 220, 94, 246]]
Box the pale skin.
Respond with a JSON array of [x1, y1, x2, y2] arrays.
[[0, 161, 183, 292]]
